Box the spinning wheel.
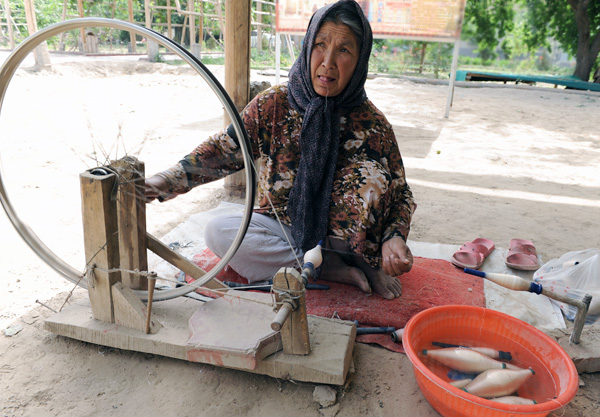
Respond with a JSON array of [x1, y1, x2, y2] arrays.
[[1, 19, 356, 385], [0, 18, 256, 301]]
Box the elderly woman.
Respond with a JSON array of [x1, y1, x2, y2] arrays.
[[145, 0, 415, 299]]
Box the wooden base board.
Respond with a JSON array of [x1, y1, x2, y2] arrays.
[[44, 295, 356, 385], [186, 292, 283, 370]]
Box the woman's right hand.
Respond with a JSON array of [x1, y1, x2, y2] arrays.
[[144, 175, 169, 203]]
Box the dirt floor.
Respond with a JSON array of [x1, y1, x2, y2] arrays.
[[1, 51, 599, 416]]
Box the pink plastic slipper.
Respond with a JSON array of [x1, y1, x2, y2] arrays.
[[506, 239, 540, 271], [451, 238, 495, 269]]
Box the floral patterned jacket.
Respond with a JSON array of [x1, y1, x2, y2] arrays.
[[157, 84, 415, 263]]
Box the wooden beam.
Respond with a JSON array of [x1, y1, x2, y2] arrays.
[[167, 0, 172, 38], [111, 157, 148, 290], [24, 0, 51, 66], [216, 0, 225, 41], [198, 0, 203, 49], [188, 0, 195, 46], [145, 0, 152, 28], [180, 14, 188, 44], [146, 233, 229, 291], [80, 170, 121, 323], [128, 0, 136, 52], [109, 0, 116, 50], [256, 0, 262, 52], [45, 296, 356, 385], [223, 0, 250, 196], [76, 0, 86, 52], [58, 0, 68, 51], [145, 0, 159, 60], [2, 0, 15, 49]]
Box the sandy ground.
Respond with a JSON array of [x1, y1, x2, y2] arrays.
[[1, 51, 599, 416]]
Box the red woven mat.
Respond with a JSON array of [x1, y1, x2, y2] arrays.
[[188, 249, 486, 353]]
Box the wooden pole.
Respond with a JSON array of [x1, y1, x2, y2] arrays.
[[216, 0, 225, 39], [2, 0, 15, 50], [256, 0, 262, 52], [23, 0, 51, 67], [146, 233, 228, 292], [188, 0, 195, 46], [110, 0, 116, 50], [224, 0, 250, 113], [167, 0, 172, 38], [80, 170, 121, 323], [198, 0, 203, 50], [145, 0, 159, 60], [128, 0, 136, 52], [145, 0, 152, 28], [444, 39, 461, 119], [223, 0, 250, 197], [58, 0, 68, 51], [180, 14, 188, 44], [145, 272, 157, 334], [76, 0, 87, 52], [111, 157, 148, 290]]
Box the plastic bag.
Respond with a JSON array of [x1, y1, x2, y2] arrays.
[[533, 249, 600, 324]]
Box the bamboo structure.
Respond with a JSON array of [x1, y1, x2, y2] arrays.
[[1, 0, 15, 49], [2, 0, 274, 57], [23, 0, 51, 66]]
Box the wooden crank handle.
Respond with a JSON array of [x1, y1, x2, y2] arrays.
[[271, 302, 294, 331]]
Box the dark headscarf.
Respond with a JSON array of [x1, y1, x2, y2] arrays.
[[287, 0, 373, 252]]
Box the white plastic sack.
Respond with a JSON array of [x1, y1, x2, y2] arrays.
[[533, 249, 600, 323]]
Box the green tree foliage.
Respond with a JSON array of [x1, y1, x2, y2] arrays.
[[463, 0, 600, 82], [463, 0, 515, 62], [522, 0, 600, 81]]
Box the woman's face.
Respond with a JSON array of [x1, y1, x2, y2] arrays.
[[310, 22, 360, 97]]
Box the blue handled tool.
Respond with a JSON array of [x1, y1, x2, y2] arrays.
[[353, 320, 395, 335], [224, 280, 329, 291]]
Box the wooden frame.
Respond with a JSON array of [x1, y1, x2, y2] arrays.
[[46, 157, 356, 385]]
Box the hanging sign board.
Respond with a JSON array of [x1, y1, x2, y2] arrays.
[[276, 0, 466, 42]]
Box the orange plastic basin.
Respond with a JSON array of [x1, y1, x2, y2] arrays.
[[403, 305, 578, 417]]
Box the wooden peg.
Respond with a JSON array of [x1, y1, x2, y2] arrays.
[[145, 272, 157, 334], [271, 302, 294, 332]]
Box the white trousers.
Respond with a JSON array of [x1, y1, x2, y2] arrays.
[[204, 212, 304, 282]]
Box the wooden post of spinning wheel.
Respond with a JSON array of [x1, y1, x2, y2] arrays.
[[79, 156, 228, 334], [53, 164, 356, 383], [79, 165, 120, 324], [80, 156, 162, 333], [271, 268, 311, 355]]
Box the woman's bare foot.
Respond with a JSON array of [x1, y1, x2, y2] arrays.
[[319, 249, 372, 294], [353, 255, 402, 300]]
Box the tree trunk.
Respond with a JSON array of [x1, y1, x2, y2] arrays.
[[570, 0, 600, 81], [573, 49, 595, 81], [419, 43, 427, 74]]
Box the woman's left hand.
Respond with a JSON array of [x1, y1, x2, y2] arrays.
[[381, 237, 413, 277]]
